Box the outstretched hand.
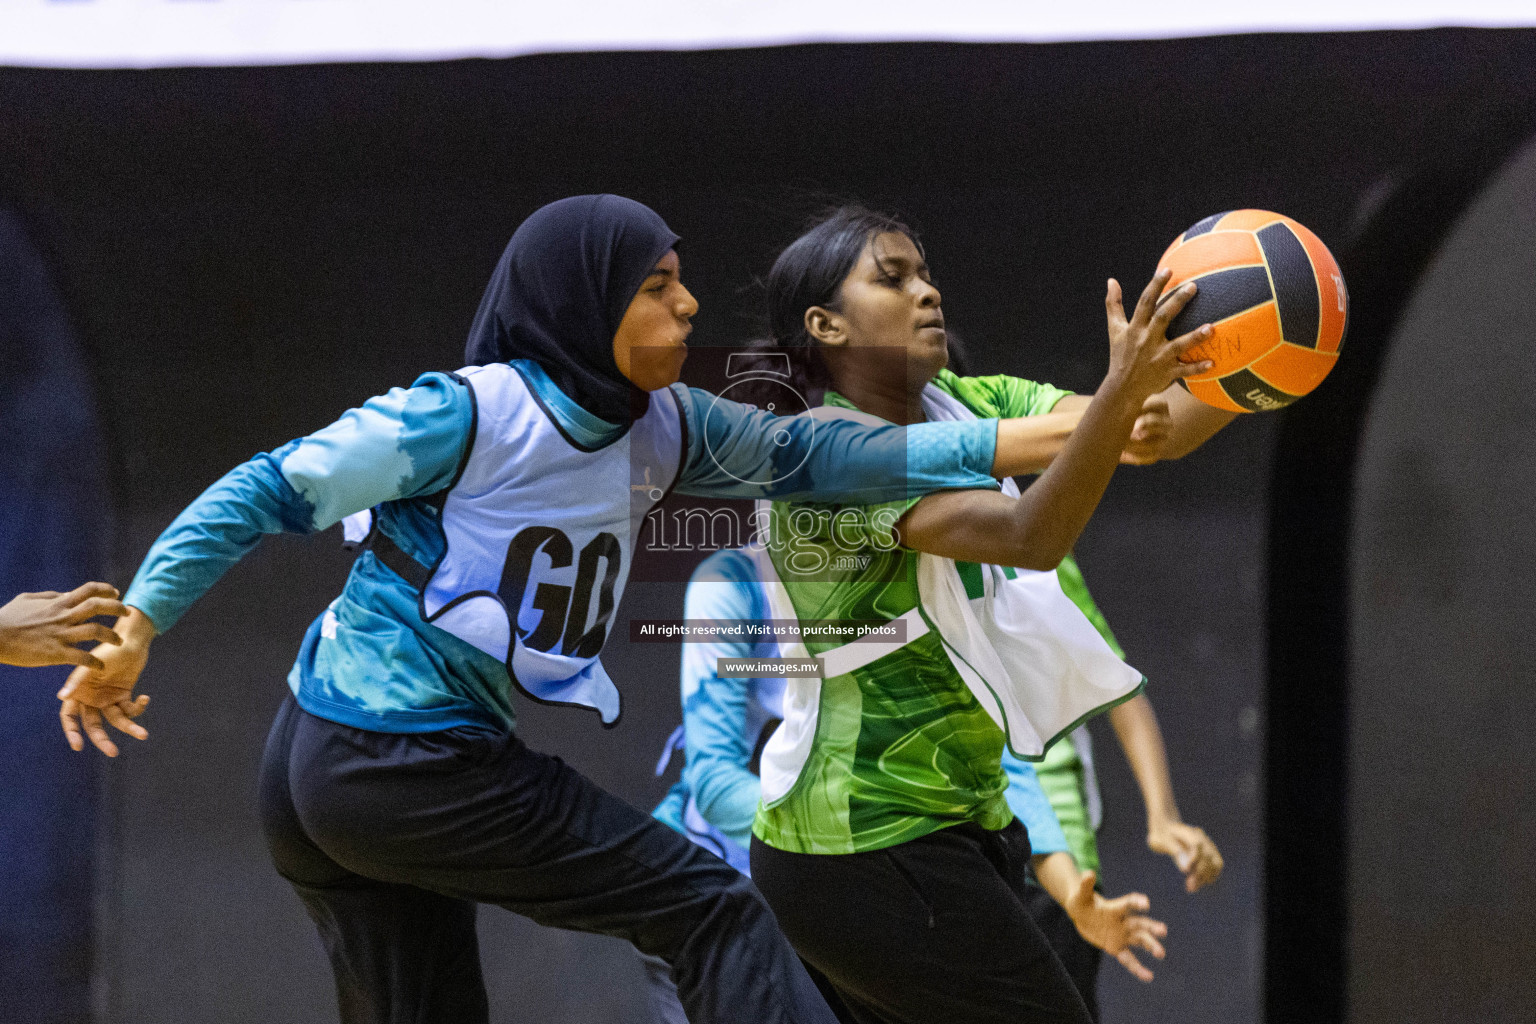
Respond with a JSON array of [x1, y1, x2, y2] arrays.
[[0, 583, 128, 669], [1104, 269, 1214, 404], [1149, 820, 1225, 893], [59, 692, 150, 758], [57, 606, 156, 757], [1064, 870, 1168, 983]]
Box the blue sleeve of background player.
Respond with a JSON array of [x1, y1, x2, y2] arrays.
[[678, 552, 768, 848], [1002, 752, 1071, 856], [670, 386, 1000, 502], [122, 373, 473, 633]]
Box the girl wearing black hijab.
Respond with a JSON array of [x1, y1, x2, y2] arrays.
[[56, 195, 1193, 1023]]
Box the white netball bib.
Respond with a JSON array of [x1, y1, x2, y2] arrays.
[[757, 386, 1142, 780], [420, 363, 683, 724], [743, 541, 816, 803], [916, 385, 1144, 758]]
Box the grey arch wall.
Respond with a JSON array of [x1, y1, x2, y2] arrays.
[[1349, 135, 1536, 1023]]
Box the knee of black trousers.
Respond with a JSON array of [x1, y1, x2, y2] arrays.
[[642, 860, 768, 966], [696, 870, 771, 947]]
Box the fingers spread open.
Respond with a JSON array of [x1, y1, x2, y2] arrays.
[[1168, 324, 1214, 358], [104, 702, 149, 741], [59, 699, 85, 752], [1107, 891, 1151, 915], [1116, 949, 1154, 983], [1131, 269, 1174, 327], [64, 623, 122, 647], [66, 648, 106, 672], [1128, 922, 1167, 960], [1149, 279, 1196, 331], [66, 581, 121, 603], [1104, 279, 1128, 328], [80, 705, 119, 758], [67, 596, 130, 623]]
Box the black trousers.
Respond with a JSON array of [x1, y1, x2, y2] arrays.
[[639, 941, 861, 1024], [750, 821, 1094, 1024], [258, 696, 838, 1024]]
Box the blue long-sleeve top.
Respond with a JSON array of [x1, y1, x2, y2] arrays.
[[653, 548, 786, 848], [123, 361, 1000, 733], [654, 547, 1069, 857]]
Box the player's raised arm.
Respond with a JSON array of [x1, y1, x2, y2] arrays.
[[898, 269, 1215, 569], [672, 378, 1182, 507], [671, 384, 1002, 503]]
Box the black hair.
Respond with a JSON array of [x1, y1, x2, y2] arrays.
[[763, 205, 922, 398], [726, 337, 824, 413], [944, 330, 973, 377]]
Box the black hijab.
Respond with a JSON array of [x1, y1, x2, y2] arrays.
[[464, 194, 681, 423]]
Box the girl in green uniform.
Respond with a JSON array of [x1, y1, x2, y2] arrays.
[[746, 208, 1233, 1024]]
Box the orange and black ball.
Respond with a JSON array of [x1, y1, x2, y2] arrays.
[[1158, 210, 1348, 412]]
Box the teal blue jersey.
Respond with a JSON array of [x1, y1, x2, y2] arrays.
[[125, 363, 1002, 734]]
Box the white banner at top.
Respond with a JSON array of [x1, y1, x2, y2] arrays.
[[0, 0, 1532, 69]]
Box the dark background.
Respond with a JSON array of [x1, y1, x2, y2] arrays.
[[0, 210, 110, 1024], [1345, 134, 1536, 1022], [1, 28, 1533, 1023]]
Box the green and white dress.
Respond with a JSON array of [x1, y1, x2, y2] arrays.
[[751, 370, 1142, 856]]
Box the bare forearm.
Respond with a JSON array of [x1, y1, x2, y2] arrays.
[[1160, 384, 1238, 459], [1122, 693, 1225, 891], [116, 606, 158, 644], [1032, 851, 1084, 908], [904, 272, 1209, 567], [996, 378, 1143, 564], [1109, 694, 1181, 826], [903, 383, 1141, 568], [1054, 385, 1233, 463], [990, 409, 1082, 477]]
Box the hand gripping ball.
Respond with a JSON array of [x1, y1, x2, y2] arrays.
[[1158, 210, 1348, 412]]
